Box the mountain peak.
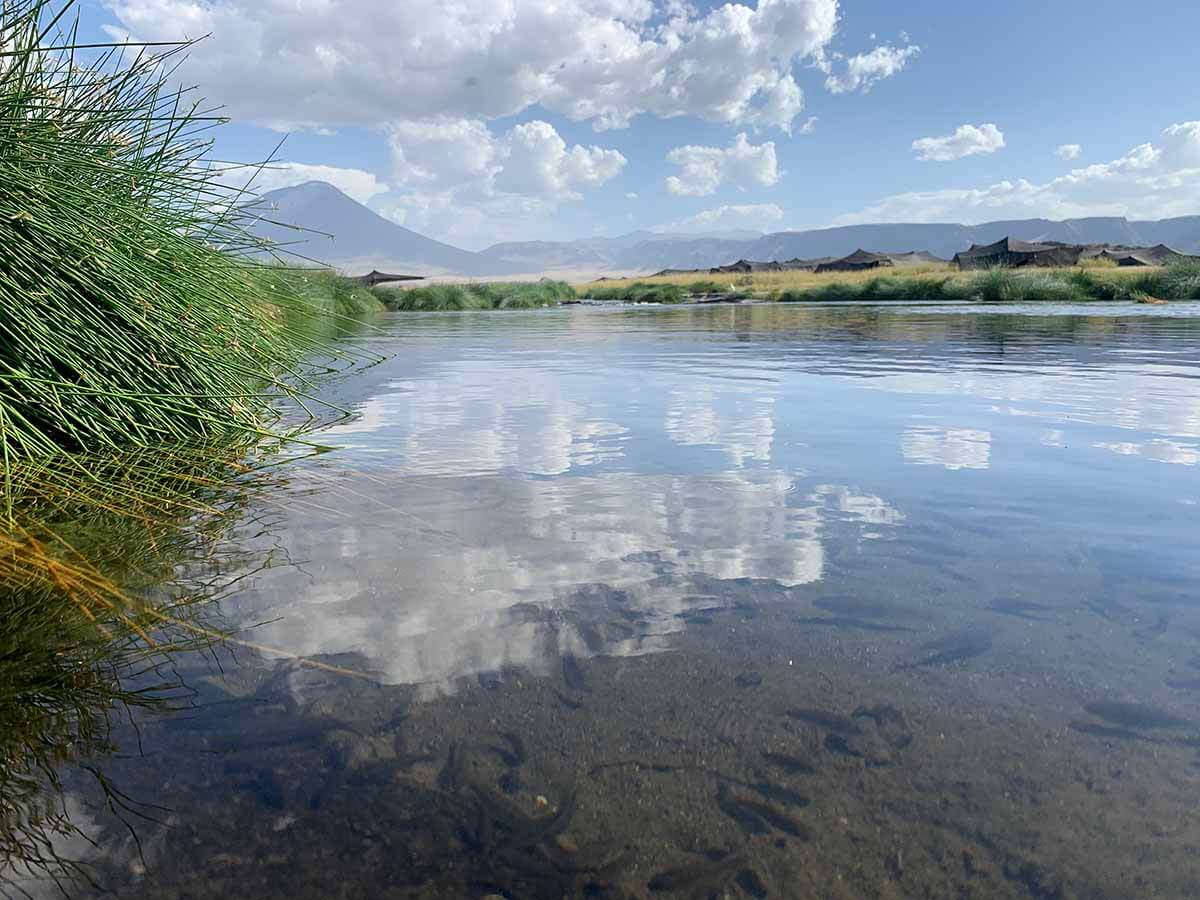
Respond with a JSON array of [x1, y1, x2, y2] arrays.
[[245, 181, 522, 276]]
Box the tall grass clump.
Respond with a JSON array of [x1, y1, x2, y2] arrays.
[[1155, 258, 1200, 299], [0, 0, 361, 464], [279, 269, 386, 318], [0, 6, 384, 879], [778, 275, 962, 303], [586, 281, 686, 303], [963, 268, 1088, 303], [379, 280, 575, 311]]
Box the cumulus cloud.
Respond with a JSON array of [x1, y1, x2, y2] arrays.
[[497, 121, 627, 200], [656, 203, 784, 233], [380, 117, 626, 246], [1056, 143, 1082, 161], [232, 162, 389, 204], [665, 133, 780, 197], [912, 123, 1005, 162], [626, 192, 639, 200], [825, 43, 921, 94], [105, 0, 840, 133], [836, 121, 1200, 224]]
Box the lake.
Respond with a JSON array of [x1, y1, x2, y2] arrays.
[[37, 303, 1200, 898]]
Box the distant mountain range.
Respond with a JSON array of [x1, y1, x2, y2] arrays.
[[248, 182, 1200, 277]]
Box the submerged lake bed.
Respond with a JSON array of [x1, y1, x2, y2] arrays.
[[46, 302, 1200, 898]]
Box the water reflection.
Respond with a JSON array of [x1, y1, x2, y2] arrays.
[[8, 303, 1200, 899], [1093, 437, 1200, 465], [901, 426, 992, 470], [233, 470, 902, 693], [0, 444, 290, 893], [664, 385, 776, 467]]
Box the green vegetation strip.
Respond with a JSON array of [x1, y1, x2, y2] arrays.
[[378, 280, 577, 311], [773, 262, 1200, 304], [585, 280, 743, 303]]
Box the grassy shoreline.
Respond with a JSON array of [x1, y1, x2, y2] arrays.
[[376, 279, 576, 310], [381, 262, 1200, 311], [567, 262, 1200, 305]]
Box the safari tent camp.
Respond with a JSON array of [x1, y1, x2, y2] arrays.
[[886, 250, 947, 267], [1099, 244, 1192, 267], [814, 249, 895, 273], [709, 259, 781, 274], [708, 257, 834, 274], [953, 238, 1083, 270]]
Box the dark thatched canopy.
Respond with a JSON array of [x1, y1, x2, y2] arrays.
[[352, 270, 425, 286]]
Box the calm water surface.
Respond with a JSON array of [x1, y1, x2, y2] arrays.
[[60, 304, 1200, 897]]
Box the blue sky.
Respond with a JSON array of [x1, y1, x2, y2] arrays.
[[84, 0, 1200, 249]]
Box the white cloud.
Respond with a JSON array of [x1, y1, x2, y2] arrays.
[[106, 0, 840, 134], [825, 43, 920, 94], [912, 123, 1005, 162], [837, 121, 1200, 225], [665, 133, 780, 197], [388, 118, 502, 190], [626, 192, 639, 200], [1056, 143, 1082, 161], [498, 121, 627, 200], [226, 162, 389, 204], [656, 203, 784, 233], [380, 117, 625, 246]]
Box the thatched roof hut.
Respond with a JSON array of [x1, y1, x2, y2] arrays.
[[953, 238, 1083, 270]]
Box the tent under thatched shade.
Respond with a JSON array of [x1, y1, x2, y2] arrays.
[[352, 270, 425, 286]]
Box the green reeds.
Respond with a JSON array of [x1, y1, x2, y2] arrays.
[[585, 281, 686, 303], [0, 1, 366, 466], [774, 261, 1200, 304], [378, 280, 576, 311]]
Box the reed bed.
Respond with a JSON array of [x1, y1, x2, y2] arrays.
[[378, 279, 577, 311], [0, 0, 370, 468], [586, 281, 684, 303]]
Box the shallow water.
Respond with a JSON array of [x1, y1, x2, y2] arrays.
[[33, 303, 1200, 897]]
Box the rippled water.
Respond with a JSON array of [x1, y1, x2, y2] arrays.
[[45, 304, 1200, 897]]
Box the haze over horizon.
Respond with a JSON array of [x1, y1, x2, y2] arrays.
[[88, 0, 1200, 250]]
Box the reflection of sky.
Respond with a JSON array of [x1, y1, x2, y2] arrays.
[[1093, 439, 1200, 466], [872, 369, 1200, 440], [319, 365, 628, 475], [235, 307, 1200, 693], [665, 384, 775, 467], [235, 471, 901, 693], [901, 427, 992, 470]]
